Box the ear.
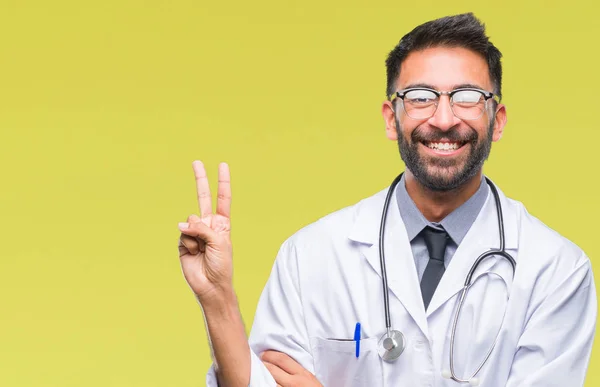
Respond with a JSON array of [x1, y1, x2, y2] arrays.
[[382, 100, 398, 141], [492, 103, 507, 142]]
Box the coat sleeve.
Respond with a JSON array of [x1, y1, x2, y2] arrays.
[[505, 253, 597, 387], [206, 238, 314, 386]]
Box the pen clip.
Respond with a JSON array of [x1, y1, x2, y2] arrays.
[[354, 322, 361, 358]]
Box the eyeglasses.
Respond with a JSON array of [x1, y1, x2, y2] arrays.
[[389, 87, 500, 120]]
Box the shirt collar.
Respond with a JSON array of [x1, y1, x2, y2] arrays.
[[395, 173, 489, 245]]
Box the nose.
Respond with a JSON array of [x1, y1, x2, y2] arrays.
[[427, 95, 461, 131]]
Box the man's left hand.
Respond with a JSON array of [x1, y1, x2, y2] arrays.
[[261, 350, 323, 387]]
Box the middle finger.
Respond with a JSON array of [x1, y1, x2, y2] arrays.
[[261, 351, 303, 375]]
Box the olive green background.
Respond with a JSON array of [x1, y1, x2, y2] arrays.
[[0, 0, 598, 385]]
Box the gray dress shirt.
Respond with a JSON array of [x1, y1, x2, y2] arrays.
[[395, 174, 489, 282]]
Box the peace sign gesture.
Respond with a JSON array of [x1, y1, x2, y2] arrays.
[[178, 161, 233, 303]]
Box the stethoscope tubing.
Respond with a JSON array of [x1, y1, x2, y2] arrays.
[[377, 172, 517, 383], [378, 173, 404, 331]]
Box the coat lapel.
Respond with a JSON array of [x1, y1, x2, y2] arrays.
[[348, 186, 429, 337], [425, 180, 520, 317]]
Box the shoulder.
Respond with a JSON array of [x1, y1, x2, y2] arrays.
[[507, 195, 588, 266], [501, 193, 593, 298], [277, 187, 388, 256]]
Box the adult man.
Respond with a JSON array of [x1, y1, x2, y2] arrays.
[[177, 13, 597, 386]]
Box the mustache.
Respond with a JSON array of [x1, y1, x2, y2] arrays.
[[411, 126, 478, 143]]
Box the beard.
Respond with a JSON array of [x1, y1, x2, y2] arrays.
[[396, 117, 494, 192]]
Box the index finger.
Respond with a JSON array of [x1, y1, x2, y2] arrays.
[[193, 160, 212, 217], [216, 162, 231, 218]]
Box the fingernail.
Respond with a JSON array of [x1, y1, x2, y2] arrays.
[[178, 222, 189, 230]]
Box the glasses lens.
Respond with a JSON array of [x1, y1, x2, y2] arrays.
[[451, 90, 485, 120], [403, 89, 438, 119]]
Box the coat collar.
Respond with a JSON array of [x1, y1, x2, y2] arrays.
[[347, 176, 519, 337]]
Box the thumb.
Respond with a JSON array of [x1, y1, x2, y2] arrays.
[[178, 219, 217, 243]]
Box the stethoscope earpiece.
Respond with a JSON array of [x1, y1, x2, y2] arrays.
[[442, 370, 480, 386]]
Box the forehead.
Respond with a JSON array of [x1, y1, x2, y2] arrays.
[[397, 46, 492, 91]]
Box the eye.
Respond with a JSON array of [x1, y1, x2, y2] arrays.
[[452, 90, 484, 105], [404, 90, 437, 105]]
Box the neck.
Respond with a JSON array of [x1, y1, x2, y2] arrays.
[[404, 169, 483, 223]]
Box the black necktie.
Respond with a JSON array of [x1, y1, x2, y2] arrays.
[[420, 226, 449, 310]]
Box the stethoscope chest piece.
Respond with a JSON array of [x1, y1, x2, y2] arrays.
[[377, 329, 405, 361]]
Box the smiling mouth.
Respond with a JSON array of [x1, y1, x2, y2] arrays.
[[422, 141, 468, 151]]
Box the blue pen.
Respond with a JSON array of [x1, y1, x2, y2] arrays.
[[354, 322, 361, 358]]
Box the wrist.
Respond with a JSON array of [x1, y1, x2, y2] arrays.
[[197, 285, 237, 311]]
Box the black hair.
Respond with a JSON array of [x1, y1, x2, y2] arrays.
[[385, 13, 503, 100]]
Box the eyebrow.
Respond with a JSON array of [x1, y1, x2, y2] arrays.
[[401, 83, 486, 91]]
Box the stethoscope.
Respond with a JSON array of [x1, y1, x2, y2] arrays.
[[376, 172, 516, 386]]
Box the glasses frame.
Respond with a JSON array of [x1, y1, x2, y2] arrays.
[[389, 87, 500, 121]]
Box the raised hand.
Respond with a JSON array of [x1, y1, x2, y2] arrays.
[[178, 160, 233, 303]]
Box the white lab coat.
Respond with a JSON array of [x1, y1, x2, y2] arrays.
[[206, 179, 597, 386]]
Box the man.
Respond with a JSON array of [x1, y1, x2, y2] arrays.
[[177, 13, 597, 386]]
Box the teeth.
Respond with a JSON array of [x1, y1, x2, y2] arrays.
[[427, 142, 460, 151]]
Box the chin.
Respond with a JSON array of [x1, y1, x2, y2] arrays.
[[418, 165, 476, 192]]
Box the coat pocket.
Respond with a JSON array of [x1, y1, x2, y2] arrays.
[[310, 336, 383, 387]]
